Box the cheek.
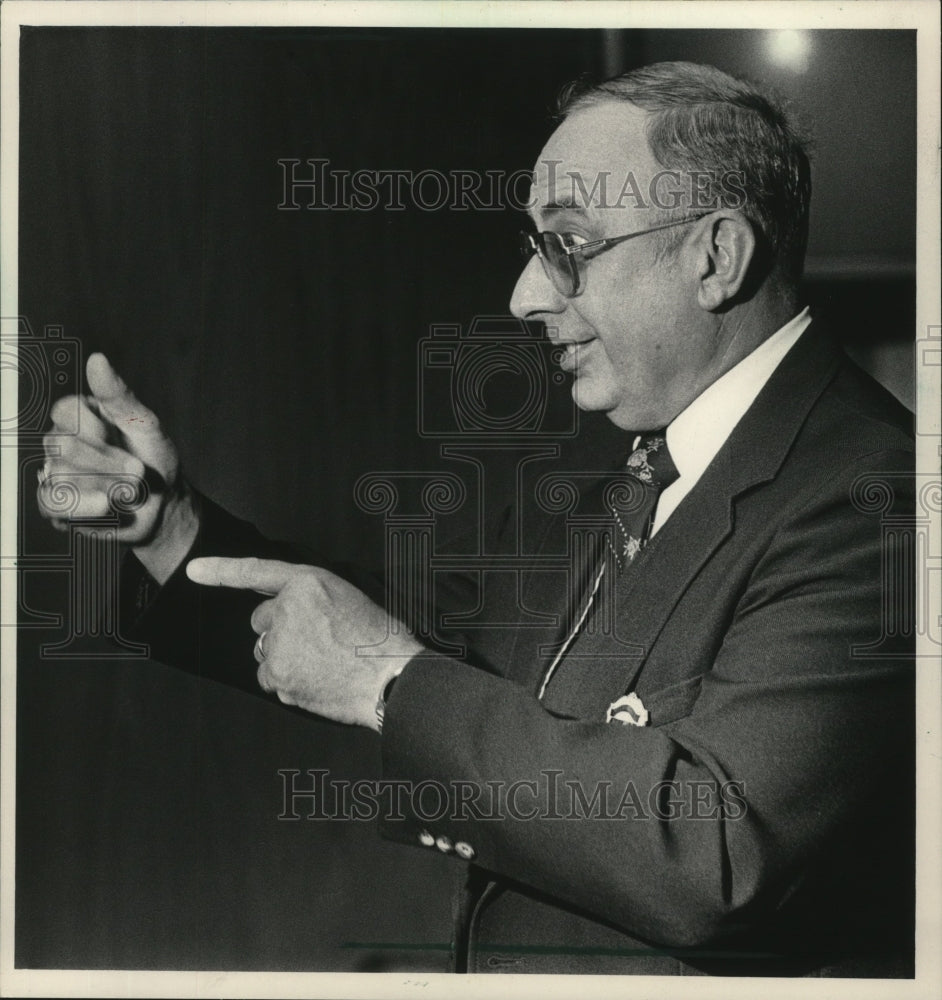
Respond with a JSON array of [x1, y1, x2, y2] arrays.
[[587, 271, 681, 363], [576, 299, 647, 375]]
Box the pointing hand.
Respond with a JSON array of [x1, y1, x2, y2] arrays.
[[187, 557, 423, 728]]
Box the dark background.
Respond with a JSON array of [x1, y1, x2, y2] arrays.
[[15, 27, 915, 970]]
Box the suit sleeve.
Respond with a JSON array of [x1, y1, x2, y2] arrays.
[[119, 493, 320, 694], [120, 492, 481, 694], [378, 449, 914, 947]]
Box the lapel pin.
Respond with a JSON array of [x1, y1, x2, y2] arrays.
[[606, 692, 649, 727]]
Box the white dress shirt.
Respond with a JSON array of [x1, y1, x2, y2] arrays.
[[650, 307, 812, 537]]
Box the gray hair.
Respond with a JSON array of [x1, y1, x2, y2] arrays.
[[557, 61, 813, 282]]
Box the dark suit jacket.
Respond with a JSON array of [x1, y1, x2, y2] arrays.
[[124, 321, 915, 976]]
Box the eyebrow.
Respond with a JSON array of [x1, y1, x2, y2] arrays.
[[543, 197, 587, 214], [527, 198, 592, 225]]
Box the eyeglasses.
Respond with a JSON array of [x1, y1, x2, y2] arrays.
[[519, 214, 708, 298]]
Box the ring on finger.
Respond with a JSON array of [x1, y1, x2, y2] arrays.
[[254, 629, 269, 662]]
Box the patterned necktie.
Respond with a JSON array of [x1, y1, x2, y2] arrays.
[[536, 431, 679, 704], [607, 431, 679, 571]]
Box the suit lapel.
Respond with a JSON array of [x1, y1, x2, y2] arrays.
[[538, 321, 844, 719], [503, 452, 629, 693]]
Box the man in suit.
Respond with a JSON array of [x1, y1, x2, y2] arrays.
[[39, 62, 914, 975]]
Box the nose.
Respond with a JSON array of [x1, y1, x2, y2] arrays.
[[509, 253, 567, 321]]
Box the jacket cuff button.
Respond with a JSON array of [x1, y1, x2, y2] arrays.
[[418, 830, 435, 847], [435, 836, 454, 853], [455, 841, 476, 860]]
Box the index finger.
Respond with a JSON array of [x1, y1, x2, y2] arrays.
[[186, 556, 307, 595]]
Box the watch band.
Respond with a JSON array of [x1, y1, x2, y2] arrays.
[[374, 671, 402, 734]]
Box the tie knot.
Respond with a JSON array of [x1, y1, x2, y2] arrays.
[[624, 431, 679, 492]]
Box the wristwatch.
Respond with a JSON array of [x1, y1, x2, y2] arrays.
[[374, 670, 402, 734]]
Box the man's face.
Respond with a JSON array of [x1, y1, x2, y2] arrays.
[[510, 101, 712, 432]]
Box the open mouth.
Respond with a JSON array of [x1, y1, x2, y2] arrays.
[[554, 338, 596, 372]]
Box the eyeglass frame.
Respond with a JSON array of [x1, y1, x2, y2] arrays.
[[519, 213, 710, 298]]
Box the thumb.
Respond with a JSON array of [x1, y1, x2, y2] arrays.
[[85, 352, 160, 435]]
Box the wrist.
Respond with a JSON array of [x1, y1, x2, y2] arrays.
[[133, 486, 201, 585], [372, 663, 407, 735]]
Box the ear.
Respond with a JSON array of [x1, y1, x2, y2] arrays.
[[692, 212, 757, 311]]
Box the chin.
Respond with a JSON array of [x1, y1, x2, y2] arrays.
[[570, 377, 616, 415], [607, 408, 667, 432], [603, 398, 658, 431]]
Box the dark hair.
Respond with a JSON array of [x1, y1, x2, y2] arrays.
[[557, 61, 813, 282]]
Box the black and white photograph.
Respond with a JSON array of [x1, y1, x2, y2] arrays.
[[1, 1, 939, 997]]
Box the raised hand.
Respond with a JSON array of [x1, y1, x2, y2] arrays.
[[38, 353, 199, 583]]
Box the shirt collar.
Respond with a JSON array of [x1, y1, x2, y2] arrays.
[[665, 307, 812, 485]]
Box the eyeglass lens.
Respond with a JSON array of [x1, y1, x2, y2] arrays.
[[520, 231, 578, 297]]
